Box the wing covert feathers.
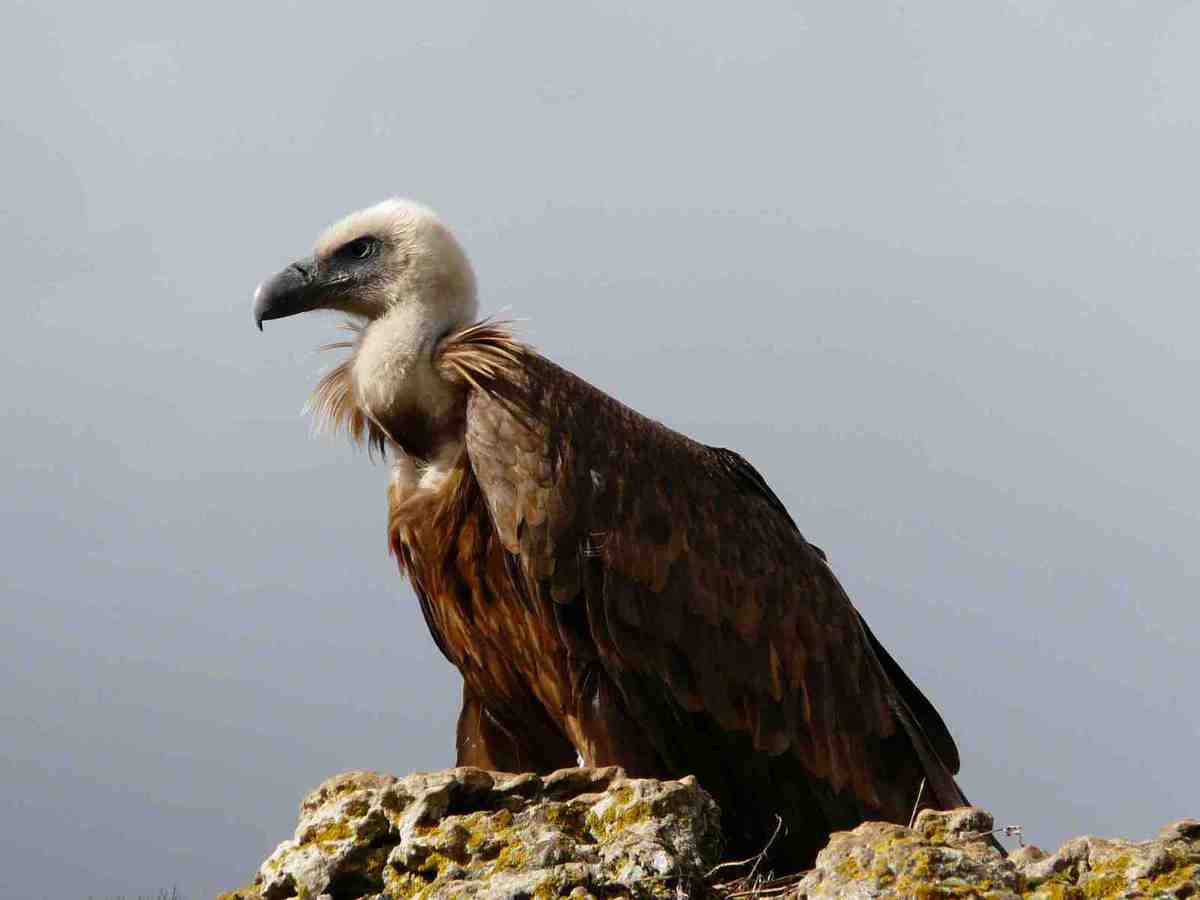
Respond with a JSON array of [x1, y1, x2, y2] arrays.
[[461, 348, 963, 824]]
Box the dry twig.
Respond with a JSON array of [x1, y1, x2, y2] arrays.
[[708, 817, 812, 899], [907, 777, 926, 829]]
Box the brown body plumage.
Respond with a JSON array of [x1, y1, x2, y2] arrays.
[[253, 198, 972, 871]]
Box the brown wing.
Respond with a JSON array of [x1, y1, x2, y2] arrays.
[[464, 351, 965, 863]]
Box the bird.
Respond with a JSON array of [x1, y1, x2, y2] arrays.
[[252, 197, 973, 872]]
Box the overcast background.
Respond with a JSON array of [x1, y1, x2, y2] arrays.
[[3, 1, 1199, 897]]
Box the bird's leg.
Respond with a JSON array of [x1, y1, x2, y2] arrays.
[[570, 662, 667, 776], [454, 682, 576, 774]]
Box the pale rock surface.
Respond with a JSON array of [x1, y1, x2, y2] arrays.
[[218, 766, 721, 900], [219, 767, 1199, 899], [1015, 818, 1200, 899], [795, 808, 1200, 899], [794, 807, 1021, 898]]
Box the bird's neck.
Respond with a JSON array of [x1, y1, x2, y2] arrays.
[[352, 299, 471, 458]]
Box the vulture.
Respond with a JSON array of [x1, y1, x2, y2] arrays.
[[253, 198, 973, 871]]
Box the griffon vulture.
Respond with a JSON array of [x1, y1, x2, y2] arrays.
[[253, 198, 972, 871]]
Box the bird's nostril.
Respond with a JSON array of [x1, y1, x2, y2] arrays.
[[291, 260, 313, 280]]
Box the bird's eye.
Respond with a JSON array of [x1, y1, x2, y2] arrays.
[[341, 238, 376, 260]]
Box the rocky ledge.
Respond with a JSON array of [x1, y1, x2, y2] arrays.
[[218, 767, 720, 899], [219, 768, 1198, 899]]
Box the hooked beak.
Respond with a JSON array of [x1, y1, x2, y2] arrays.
[[253, 257, 323, 331]]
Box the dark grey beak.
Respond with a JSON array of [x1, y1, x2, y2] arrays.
[[253, 257, 321, 331]]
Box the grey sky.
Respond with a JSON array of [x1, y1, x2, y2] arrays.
[[3, 1, 1199, 897]]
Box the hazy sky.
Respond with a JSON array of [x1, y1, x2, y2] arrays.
[[3, 2, 1199, 897]]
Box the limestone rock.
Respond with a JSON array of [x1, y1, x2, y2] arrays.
[[795, 807, 1021, 899], [1015, 817, 1200, 899], [220, 771, 1199, 900], [220, 766, 721, 900], [794, 809, 1200, 900]]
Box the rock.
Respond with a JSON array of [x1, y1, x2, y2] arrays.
[[221, 772, 1199, 900], [220, 766, 721, 900], [795, 807, 1200, 900], [1015, 818, 1200, 899], [795, 807, 1022, 899]]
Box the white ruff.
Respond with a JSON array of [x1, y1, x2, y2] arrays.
[[353, 302, 453, 424]]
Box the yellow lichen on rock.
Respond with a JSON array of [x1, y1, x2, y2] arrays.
[[220, 772, 1197, 900], [226, 766, 718, 899], [796, 812, 1200, 900], [302, 819, 353, 852], [214, 886, 262, 900]]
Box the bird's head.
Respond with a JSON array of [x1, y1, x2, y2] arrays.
[[253, 198, 477, 331], [254, 199, 493, 460]]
